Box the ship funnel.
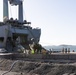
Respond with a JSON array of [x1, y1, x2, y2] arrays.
[[3, 0, 9, 22]]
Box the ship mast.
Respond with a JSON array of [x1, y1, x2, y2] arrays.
[[18, 1, 23, 23], [3, 0, 23, 23]]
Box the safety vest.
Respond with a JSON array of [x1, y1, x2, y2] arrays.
[[31, 49, 34, 54]]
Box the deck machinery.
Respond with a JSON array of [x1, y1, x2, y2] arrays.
[[0, 0, 41, 52]]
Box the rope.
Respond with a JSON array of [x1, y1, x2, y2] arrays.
[[1, 60, 18, 75]]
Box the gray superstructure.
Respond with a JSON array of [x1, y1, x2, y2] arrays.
[[0, 0, 41, 52]]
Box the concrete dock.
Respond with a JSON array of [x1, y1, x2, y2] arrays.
[[0, 52, 76, 62]]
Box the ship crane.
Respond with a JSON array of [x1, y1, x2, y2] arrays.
[[9, 0, 23, 23], [4, 0, 24, 23]]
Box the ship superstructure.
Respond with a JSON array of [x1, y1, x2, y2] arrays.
[[0, 0, 41, 52]]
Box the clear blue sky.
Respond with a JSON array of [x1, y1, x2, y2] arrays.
[[0, 0, 76, 46]]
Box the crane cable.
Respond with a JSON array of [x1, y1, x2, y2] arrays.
[[9, 4, 12, 18], [23, 3, 27, 23]]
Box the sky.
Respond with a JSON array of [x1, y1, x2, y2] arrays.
[[0, 0, 76, 46]]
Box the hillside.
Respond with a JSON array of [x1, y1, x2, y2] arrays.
[[44, 45, 76, 51]]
